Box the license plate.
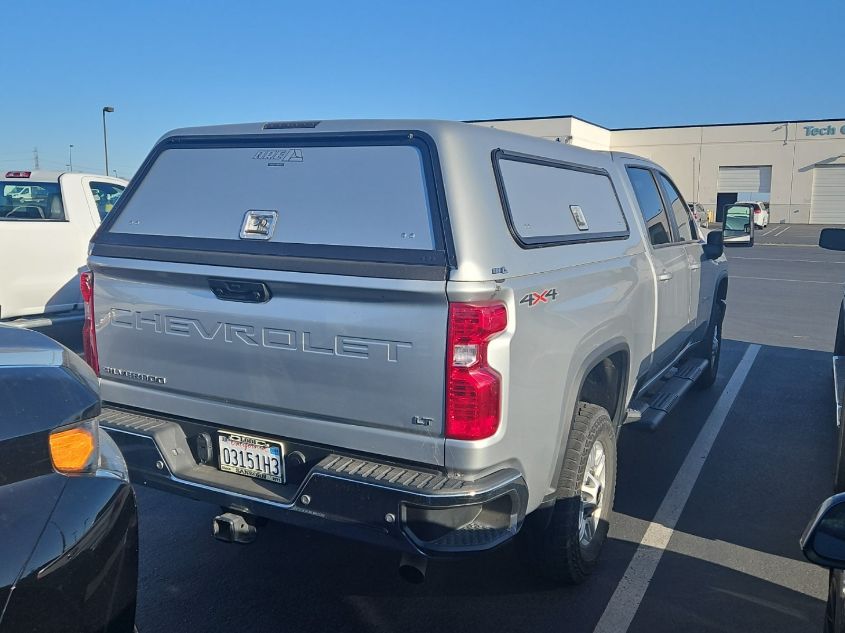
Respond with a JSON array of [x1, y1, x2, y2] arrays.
[[217, 430, 285, 484]]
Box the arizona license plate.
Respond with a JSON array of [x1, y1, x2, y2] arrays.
[[217, 430, 285, 484]]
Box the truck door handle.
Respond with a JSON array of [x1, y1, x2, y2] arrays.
[[657, 272, 673, 282], [209, 278, 272, 303], [689, 263, 701, 271]]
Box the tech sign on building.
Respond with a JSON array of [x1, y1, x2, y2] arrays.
[[470, 116, 845, 224]]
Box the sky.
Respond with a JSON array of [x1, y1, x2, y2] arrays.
[[2, 0, 843, 178]]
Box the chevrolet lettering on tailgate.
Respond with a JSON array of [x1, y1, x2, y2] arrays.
[[109, 309, 412, 361]]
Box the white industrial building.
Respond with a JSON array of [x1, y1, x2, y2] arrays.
[[469, 115, 845, 224]]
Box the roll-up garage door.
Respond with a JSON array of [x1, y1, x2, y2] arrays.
[[717, 166, 772, 193], [810, 165, 845, 224]]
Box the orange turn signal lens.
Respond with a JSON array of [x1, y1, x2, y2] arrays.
[[50, 423, 98, 473]]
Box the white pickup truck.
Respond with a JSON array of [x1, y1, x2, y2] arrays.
[[0, 170, 127, 323]]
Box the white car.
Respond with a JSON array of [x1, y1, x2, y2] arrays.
[[0, 170, 127, 321], [746, 201, 770, 228]]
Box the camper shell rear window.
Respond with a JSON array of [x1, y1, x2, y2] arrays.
[[93, 132, 452, 279], [492, 150, 629, 248]]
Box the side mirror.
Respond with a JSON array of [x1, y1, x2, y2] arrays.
[[801, 493, 845, 569], [703, 230, 723, 259], [820, 228, 845, 252]]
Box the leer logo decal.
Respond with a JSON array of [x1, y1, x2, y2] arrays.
[[253, 149, 304, 164], [240, 210, 278, 240], [519, 288, 558, 307]]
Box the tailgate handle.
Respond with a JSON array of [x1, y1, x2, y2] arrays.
[[209, 279, 271, 303]]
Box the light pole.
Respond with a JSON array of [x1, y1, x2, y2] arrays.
[[68, 144, 74, 172], [102, 106, 114, 176]]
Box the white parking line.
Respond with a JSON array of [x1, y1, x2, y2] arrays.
[[729, 257, 845, 264], [754, 243, 826, 247], [732, 275, 844, 285], [772, 227, 791, 237], [611, 515, 825, 599], [593, 344, 760, 633]]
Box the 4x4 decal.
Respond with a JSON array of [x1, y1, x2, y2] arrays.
[[519, 289, 558, 307]]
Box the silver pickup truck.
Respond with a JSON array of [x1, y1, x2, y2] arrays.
[[86, 120, 728, 584]]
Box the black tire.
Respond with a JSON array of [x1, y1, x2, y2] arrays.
[[519, 402, 617, 584], [695, 296, 725, 389]]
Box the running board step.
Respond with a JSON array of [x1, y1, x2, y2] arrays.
[[625, 358, 708, 431]]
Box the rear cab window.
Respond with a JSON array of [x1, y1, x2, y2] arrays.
[[493, 150, 629, 248], [0, 182, 64, 221], [95, 132, 451, 279], [89, 182, 126, 221]]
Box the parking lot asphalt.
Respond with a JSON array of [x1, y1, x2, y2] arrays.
[[724, 241, 844, 352], [33, 225, 844, 632], [756, 224, 831, 247]]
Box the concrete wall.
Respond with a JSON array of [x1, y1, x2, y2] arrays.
[[469, 117, 611, 151], [614, 121, 845, 224], [791, 126, 845, 223], [470, 118, 575, 143], [473, 116, 845, 224], [570, 118, 613, 150], [612, 126, 704, 208]]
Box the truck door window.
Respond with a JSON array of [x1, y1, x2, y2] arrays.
[[88, 182, 126, 221], [656, 173, 696, 242], [626, 167, 672, 246], [0, 182, 65, 221]]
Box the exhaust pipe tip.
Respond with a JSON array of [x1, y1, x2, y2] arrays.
[[398, 553, 428, 584]]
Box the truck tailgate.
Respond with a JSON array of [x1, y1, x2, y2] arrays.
[[92, 260, 448, 463]]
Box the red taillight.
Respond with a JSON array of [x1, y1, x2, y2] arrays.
[[445, 303, 507, 440], [753, 209, 761, 214], [5, 171, 31, 178], [80, 271, 99, 375]]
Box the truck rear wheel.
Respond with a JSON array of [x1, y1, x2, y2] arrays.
[[519, 402, 617, 584]]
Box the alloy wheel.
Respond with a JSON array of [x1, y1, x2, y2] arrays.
[[579, 440, 607, 546]]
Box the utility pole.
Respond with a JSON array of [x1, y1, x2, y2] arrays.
[[33, 147, 40, 170], [68, 144, 74, 172]]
